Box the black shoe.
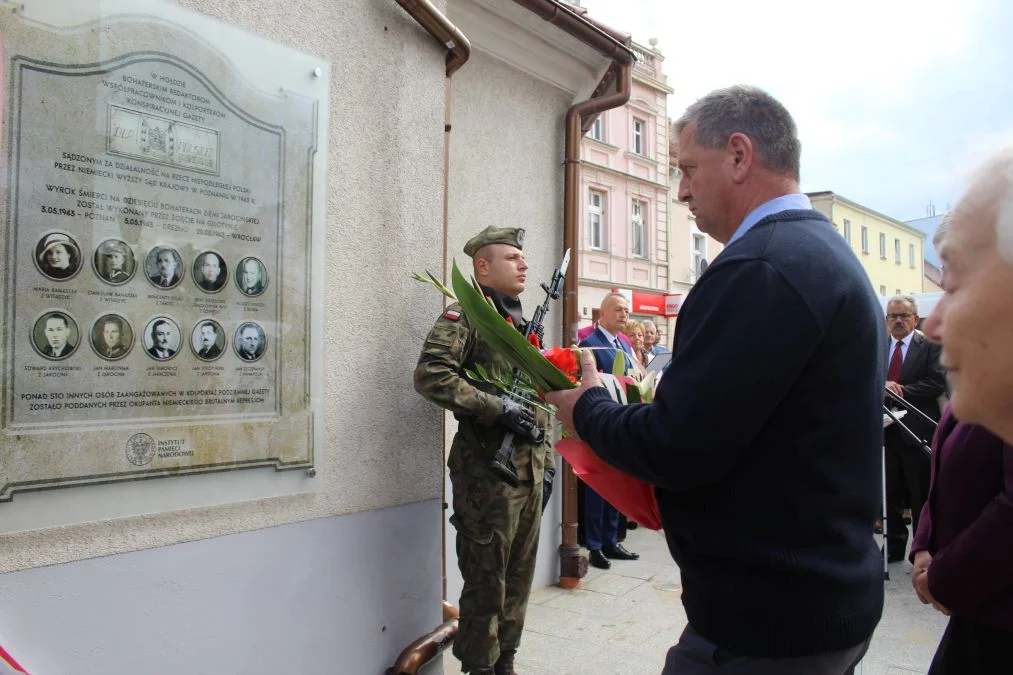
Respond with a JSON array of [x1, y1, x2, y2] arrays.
[[602, 543, 640, 560], [627, 520, 639, 530], [494, 650, 516, 675], [588, 549, 611, 569]]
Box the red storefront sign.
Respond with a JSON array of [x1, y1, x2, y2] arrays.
[[631, 291, 665, 315], [664, 293, 683, 318]]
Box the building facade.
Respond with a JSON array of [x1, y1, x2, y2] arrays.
[[577, 40, 674, 342], [808, 191, 927, 297]]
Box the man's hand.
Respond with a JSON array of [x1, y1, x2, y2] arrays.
[[886, 381, 905, 398], [545, 350, 602, 439], [912, 551, 950, 615], [498, 396, 537, 440]]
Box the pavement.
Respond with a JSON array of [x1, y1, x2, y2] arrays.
[[443, 526, 949, 675]]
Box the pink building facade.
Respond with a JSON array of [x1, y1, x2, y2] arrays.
[[576, 41, 674, 343]]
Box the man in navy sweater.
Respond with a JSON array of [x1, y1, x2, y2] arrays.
[[548, 86, 885, 674]]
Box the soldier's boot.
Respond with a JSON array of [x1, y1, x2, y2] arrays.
[[469, 670, 495, 675], [494, 650, 517, 675]]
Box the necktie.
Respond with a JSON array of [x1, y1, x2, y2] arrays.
[[887, 341, 904, 382]]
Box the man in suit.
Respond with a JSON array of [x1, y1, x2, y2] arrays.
[[238, 258, 266, 296], [149, 248, 182, 288], [642, 319, 669, 361], [548, 86, 884, 673], [237, 324, 265, 361], [195, 322, 222, 360], [41, 313, 76, 358], [147, 319, 176, 360], [577, 292, 640, 569], [884, 294, 947, 562]]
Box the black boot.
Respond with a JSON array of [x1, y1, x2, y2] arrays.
[[494, 650, 517, 675]]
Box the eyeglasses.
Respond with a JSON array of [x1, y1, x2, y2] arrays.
[[887, 313, 914, 321]]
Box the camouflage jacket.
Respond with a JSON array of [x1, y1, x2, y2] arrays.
[[414, 302, 553, 482]]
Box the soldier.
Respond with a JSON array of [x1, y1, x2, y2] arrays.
[[414, 226, 554, 675]]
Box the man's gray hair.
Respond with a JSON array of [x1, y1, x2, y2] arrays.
[[932, 212, 951, 250], [642, 319, 658, 330], [673, 85, 801, 180], [887, 294, 918, 315]]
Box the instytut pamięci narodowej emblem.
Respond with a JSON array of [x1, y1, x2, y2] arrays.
[[125, 433, 157, 466]]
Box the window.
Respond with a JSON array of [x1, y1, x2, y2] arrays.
[[909, 243, 916, 268], [880, 285, 887, 295], [894, 238, 901, 263], [693, 233, 707, 277], [588, 190, 605, 250], [631, 199, 646, 257], [879, 232, 887, 259], [632, 118, 645, 155], [589, 116, 603, 142], [861, 225, 869, 253], [843, 219, 852, 244]]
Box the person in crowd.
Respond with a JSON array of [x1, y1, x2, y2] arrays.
[[924, 145, 1013, 446], [883, 294, 946, 562], [414, 227, 554, 675], [911, 219, 1013, 674], [642, 319, 669, 360], [577, 293, 640, 570], [621, 319, 649, 379], [548, 85, 884, 674]]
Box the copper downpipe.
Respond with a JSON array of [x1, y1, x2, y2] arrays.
[[514, 0, 635, 589], [391, 2, 470, 673]]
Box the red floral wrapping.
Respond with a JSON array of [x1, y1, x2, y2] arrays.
[[556, 438, 662, 530]]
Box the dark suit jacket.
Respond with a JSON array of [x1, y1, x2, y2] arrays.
[[147, 346, 175, 359], [579, 326, 634, 375], [886, 331, 946, 447], [197, 343, 222, 359], [42, 342, 75, 358], [149, 272, 181, 288]]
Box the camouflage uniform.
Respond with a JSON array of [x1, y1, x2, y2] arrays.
[[414, 229, 553, 674]]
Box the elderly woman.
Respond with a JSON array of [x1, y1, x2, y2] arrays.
[[621, 319, 649, 379], [910, 216, 1013, 674]]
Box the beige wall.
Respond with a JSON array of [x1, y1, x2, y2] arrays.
[[2, 0, 449, 573], [810, 194, 925, 296]]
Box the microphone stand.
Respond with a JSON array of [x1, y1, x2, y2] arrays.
[[883, 388, 935, 458]]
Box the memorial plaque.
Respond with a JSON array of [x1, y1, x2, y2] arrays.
[[0, 0, 327, 522]]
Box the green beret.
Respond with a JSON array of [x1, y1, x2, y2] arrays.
[[463, 227, 525, 258]]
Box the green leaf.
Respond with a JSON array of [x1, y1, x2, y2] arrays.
[[451, 260, 576, 393], [611, 349, 627, 378], [411, 270, 457, 301], [625, 382, 643, 404]]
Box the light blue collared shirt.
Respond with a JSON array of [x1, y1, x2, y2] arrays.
[[725, 193, 812, 247]]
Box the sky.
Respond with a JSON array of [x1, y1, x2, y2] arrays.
[[579, 0, 1013, 224]]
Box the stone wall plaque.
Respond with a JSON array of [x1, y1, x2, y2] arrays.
[[0, 0, 327, 525]]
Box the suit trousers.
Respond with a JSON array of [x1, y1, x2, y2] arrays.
[[662, 624, 871, 675], [884, 432, 931, 559], [583, 483, 618, 552]]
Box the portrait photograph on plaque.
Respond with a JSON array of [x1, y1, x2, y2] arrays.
[[90, 313, 134, 361], [34, 232, 82, 281], [31, 310, 80, 360], [235, 256, 267, 297], [0, 0, 326, 528], [190, 319, 226, 362], [142, 317, 181, 361], [93, 238, 136, 285], [192, 250, 228, 293], [234, 322, 267, 362], [145, 246, 185, 289]]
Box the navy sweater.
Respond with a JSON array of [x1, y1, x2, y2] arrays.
[[574, 209, 886, 657]]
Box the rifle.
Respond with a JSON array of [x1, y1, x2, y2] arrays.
[[488, 248, 571, 486]]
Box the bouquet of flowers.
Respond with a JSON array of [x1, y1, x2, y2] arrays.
[[415, 261, 662, 530]]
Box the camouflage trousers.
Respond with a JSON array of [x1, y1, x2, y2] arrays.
[[449, 470, 543, 672]]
